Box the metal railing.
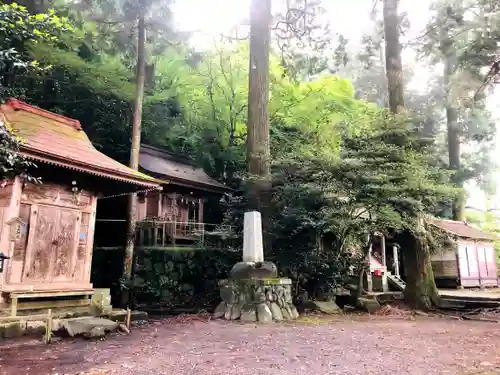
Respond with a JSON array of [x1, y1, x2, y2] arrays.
[[137, 220, 236, 248], [94, 219, 237, 249]]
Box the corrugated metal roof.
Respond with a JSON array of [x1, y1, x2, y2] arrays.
[[139, 144, 228, 192], [1, 99, 161, 189], [430, 218, 497, 241]]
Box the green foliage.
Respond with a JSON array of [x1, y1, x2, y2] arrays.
[[0, 3, 72, 180], [69, 0, 181, 67], [0, 2, 73, 95], [274, 112, 456, 247], [147, 43, 381, 187], [222, 111, 456, 298], [234, 121, 446, 295], [0, 3, 72, 45], [0, 2, 73, 75], [27, 43, 135, 99], [0, 119, 37, 181]]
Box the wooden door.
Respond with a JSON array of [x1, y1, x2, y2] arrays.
[[24, 205, 80, 284], [51, 208, 79, 282], [485, 246, 497, 280], [458, 243, 480, 287], [477, 245, 488, 280], [23, 205, 58, 283], [480, 245, 498, 286]]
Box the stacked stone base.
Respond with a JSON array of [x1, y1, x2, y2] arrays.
[[214, 278, 299, 323]]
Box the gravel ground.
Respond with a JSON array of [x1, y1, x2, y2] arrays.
[[1, 315, 499, 375]]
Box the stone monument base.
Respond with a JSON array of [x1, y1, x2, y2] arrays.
[[214, 278, 299, 323]]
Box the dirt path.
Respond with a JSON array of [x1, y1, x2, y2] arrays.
[[0, 316, 499, 375]]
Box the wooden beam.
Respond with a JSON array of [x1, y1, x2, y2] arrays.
[[7, 290, 94, 298], [0, 313, 49, 322], [16, 298, 90, 311]]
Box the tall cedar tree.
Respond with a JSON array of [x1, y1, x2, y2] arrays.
[[383, 0, 440, 309], [440, 5, 463, 220], [123, 14, 146, 306], [246, 0, 273, 252]]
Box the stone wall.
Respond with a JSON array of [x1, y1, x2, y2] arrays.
[[214, 278, 299, 323], [92, 247, 239, 310]]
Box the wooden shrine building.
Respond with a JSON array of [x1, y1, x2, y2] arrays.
[[0, 99, 160, 316], [134, 144, 230, 247], [430, 218, 498, 288]]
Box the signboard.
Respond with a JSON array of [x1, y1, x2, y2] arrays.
[[6, 217, 27, 242]]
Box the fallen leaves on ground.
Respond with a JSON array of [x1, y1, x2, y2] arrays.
[[159, 312, 212, 325], [76, 370, 111, 375], [374, 302, 413, 316], [2, 314, 500, 375]]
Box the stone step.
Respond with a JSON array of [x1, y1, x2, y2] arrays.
[[54, 317, 119, 338]]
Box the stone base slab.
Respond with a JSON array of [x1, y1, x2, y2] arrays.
[[214, 278, 299, 323]]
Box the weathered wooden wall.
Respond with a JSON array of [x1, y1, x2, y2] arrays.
[[431, 243, 458, 279]]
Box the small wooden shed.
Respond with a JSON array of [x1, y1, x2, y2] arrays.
[[430, 218, 498, 288], [0, 99, 160, 314], [136, 143, 228, 222]]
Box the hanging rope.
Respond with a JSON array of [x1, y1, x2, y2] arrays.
[[98, 185, 162, 200]]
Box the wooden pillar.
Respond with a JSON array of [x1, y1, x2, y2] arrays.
[[198, 199, 204, 223], [475, 241, 484, 289], [367, 234, 373, 293], [142, 195, 148, 219], [393, 244, 400, 277], [381, 234, 388, 292], [0, 177, 22, 287], [381, 234, 386, 267], [84, 195, 98, 285], [157, 192, 162, 218]]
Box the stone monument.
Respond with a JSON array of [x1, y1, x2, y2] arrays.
[[214, 211, 299, 323]]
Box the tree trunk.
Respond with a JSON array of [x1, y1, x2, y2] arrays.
[[378, 40, 388, 108], [122, 15, 146, 307], [383, 0, 440, 309], [402, 227, 440, 311], [443, 41, 464, 221], [246, 0, 272, 252], [383, 0, 405, 113], [356, 236, 372, 299]]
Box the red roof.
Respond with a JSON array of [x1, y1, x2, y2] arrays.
[[430, 218, 497, 241], [1, 99, 161, 188]]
